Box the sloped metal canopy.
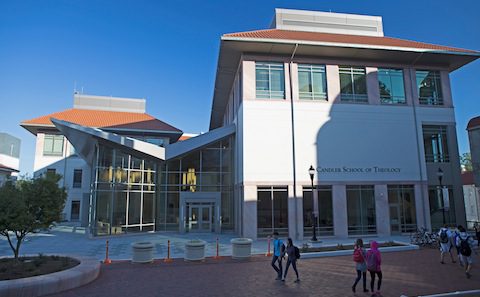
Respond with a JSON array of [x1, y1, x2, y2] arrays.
[[51, 118, 165, 164]]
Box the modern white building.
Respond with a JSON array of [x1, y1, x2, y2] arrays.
[[465, 116, 480, 228], [25, 9, 480, 239], [0, 133, 20, 186], [21, 93, 183, 226]]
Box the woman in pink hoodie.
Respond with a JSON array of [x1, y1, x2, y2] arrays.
[[366, 241, 382, 296]]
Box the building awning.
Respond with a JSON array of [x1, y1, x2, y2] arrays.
[[0, 164, 19, 173], [51, 118, 165, 165], [166, 124, 235, 160]]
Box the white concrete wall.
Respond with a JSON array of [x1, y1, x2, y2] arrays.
[[235, 57, 458, 238]]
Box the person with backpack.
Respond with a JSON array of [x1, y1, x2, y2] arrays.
[[474, 223, 480, 247], [352, 238, 369, 293], [271, 231, 285, 280], [366, 241, 382, 297], [451, 226, 463, 266], [438, 225, 455, 264], [282, 237, 300, 282], [456, 226, 477, 278]]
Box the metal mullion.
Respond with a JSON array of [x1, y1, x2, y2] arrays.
[[126, 155, 131, 227], [140, 160, 144, 231]]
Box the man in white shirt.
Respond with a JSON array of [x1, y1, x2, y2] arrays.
[[438, 225, 455, 264]]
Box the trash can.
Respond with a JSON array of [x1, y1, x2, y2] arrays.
[[231, 238, 253, 259], [184, 240, 206, 261], [131, 242, 155, 263]]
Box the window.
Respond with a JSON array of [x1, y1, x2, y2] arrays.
[[378, 68, 406, 104], [423, 125, 449, 162], [256, 62, 285, 99], [71, 201, 80, 221], [43, 134, 64, 156], [73, 169, 82, 188], [46, 168, 56, 176], [257, 186, 288, 237], [388, 185, 416, 233], [428, 186, 455, 229], [302, 186, 333, 236], [339, 66, 368, 102], [416, 70, 443, 105], [298, 64, 327, 100], [347, 185, 376, 235]]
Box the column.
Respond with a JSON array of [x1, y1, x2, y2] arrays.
[[333, 184, 348, 238], [375, 185, 390, 236], [243, 185, 257, 239], [415, 183, 431, 230]]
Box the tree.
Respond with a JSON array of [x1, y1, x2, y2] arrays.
[[0, 174, 67, 260], [460, 152, 473, 172]]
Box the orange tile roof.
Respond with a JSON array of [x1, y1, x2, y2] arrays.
[[21, 109, 182, 133], [467, 116, 480, 130], [224, 29, 478, 54]]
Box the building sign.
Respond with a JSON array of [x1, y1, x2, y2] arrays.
[[317, 166, 401, 174]]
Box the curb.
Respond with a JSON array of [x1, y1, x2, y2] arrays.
[[417, 289, 480, 297], [0, 255, 100, 297]]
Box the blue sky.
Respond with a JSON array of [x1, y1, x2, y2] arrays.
[[0, 0, 479, 175]]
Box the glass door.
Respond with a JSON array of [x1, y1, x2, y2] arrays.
[[389, 204, 401, 234], [188, 203, 212, 232]]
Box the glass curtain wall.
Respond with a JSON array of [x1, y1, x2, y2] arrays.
[[387, 185, 416, 233], [93, 145, 157, 236], [302, 186, 334, 236], [257, 186, 288, 237], [347, 185, 376, 235], [157, 137, 234, 231]]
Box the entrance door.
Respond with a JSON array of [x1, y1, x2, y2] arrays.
[[389, 204, 401, 234], [188, 204, 212, 232]]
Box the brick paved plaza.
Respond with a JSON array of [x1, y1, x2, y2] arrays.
[[47, 248, 480, 297]]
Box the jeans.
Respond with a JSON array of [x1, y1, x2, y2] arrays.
[[271, 255, 283, 278], [353, 270, 367, 290], [284, 259, 298, 279], [369, 271, 382, 292]]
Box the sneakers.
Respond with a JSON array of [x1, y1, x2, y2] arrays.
[[281, 277, 285, 282], [294, 278, 300, 283], [466, 272, 471, 279], [440, 261, 445, 264], [352, 285, 356, 293], [275, 276, 282, 280], [363, 289, 369, 293]]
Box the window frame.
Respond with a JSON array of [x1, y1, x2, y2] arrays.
[[339, 66, 368, 103], [422, 125, 450, 163], [378, 68, 406, 104], [298, 64, 328, 100], [43, 134, 64, 156], [255, 62, 285, 99], [416, 70, 444, 105], [73, 169, 82, 188]]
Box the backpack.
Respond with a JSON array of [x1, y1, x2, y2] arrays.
[[294, 246, 301, 259], [353, 248, 364, 263], [459, 236, 472, 257], [280, 243, 286, 256], [440, 229, 449, 243], [367, 252, 377, 271]]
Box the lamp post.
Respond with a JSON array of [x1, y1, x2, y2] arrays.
[[437, 168, 446, 226], [309, 165, 317, 241]]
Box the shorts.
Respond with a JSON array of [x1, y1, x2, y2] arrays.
[[440, 243, 450, 253], [460, 254, 473, 265]]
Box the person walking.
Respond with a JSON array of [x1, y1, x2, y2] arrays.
[[438, 225, 455, 264], [366, 241, 382, 297], [352, 238, 369, 293], [271, 232, 285, 280], [474, 223, 480, 247], [456, 226, 477, 278], [282, 238, 300, 282], [451, 225, 463, 266]]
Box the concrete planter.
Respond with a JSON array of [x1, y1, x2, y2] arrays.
[[184, 240, 206, 261], [231, 238, 253, 259], [131, 242, 155, 263]]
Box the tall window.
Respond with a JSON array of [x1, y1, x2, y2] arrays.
[[378, 68, 406, 104], [302, 186, 333, 236], [43, 134, 64, 156], [416, 70, 443, 105], [388, 185, 416, 233], [298, 64, 327, 100], [257, 186, 288, 237], [428, 186, 456, 229], [256, 62, 285, 99], [339, 66, 368, 102], [423, 125, 449, 162], [73, 169, 82, 188], [347, 185, 376, 235]]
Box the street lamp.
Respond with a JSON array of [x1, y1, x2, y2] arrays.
[[437, 168, 446, 225], [309, 165, 317, 241]]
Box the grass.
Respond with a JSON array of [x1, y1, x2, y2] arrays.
[[300, 241, 405, 253], [0, 255, 80, 281]]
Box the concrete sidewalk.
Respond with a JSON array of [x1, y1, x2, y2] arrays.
[[0, 224, 412, 261]]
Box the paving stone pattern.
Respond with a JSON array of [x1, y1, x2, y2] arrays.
[[46, 249, 480, 297]]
